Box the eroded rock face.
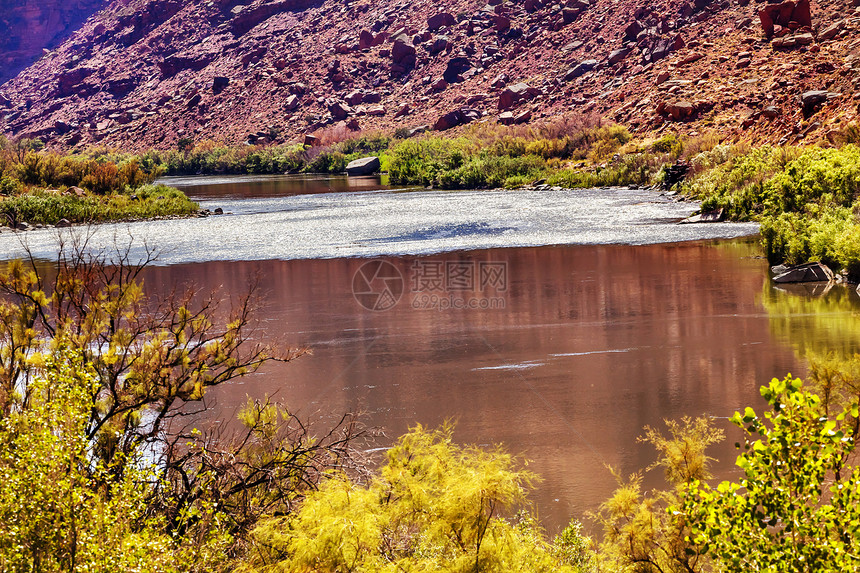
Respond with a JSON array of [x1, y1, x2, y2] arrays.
[[0, 0, 109, 83]]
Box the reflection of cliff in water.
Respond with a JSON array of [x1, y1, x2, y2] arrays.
[[762, 281, 860, 359], [138, 239, 801, 532]]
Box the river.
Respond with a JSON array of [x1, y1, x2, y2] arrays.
[[3, 174, 850, 533]]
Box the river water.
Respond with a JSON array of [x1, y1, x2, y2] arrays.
[[3, 174, 852, 533]]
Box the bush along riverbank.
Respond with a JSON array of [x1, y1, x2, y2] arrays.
[[0, 137, 199, 230]]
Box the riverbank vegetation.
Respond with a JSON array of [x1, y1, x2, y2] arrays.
[[0, 137, 198, 227]]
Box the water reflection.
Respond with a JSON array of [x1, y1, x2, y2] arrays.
[[159, 174, 395, 200], [137, 239, 801, 532], [763, 280, 860, 359]]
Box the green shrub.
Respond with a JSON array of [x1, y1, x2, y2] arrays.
[[436, 153, 546, 189], [682, 376, 860, 572]]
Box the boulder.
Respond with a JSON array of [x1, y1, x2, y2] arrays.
[[819, 22, 842, 40], [624, 20, 644, 41], [304, 134, 320, 146], [434, 110, 462, 131], [427, 12, 456, 31], [407, 125, 430, 137], [56, 67, 94, 97], [433, 107, 482, 130], [564, 59, 598, 80], [661, 161, 690, 189], [771, 32, 813, 48], [56, 218, 71, 228], [608, 47, 632, 65], [800, 90, 829, 116], [650, 34, 684, 62], [494, 14, 511, 32], [444, 56, 472, 83], [762, 105, 780, 119], [327, 100, 352, 120], [513, 110, 532, 124], [430, 36, 450, 55], [392, 38, 417, 67], [498, 82, 535, 110], [159, 55, 213, 78], [212, 76, 230, 94], [359, 29, 374, 49], [490, 73, 509, 88], [394, 103, 411, 117], [346, 156, 381, 176], [285, 94, 300, 110], [759, 0, 812, 37], [665, 100, 695, 120], [773, 261, 835, 283]]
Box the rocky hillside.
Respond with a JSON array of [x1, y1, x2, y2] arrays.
[[0, 0, 859, 150], [0, 0, 109, 84]]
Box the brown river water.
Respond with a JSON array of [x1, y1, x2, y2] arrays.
[[140, 238, 806, 533], [6, 174, 859, 534]]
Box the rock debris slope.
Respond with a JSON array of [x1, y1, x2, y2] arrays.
[[1, 0, 859, 149]]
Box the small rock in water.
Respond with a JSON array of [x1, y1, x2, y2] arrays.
[[214, 207, 224, 215], [56, 218, 71, 228]]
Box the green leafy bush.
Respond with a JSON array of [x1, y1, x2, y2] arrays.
[[682, 376, 860, 572]]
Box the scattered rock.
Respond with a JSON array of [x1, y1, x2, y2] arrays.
[[212, 76, 230, 94], [428, 12, 456, 31], [346, 156, 381, 176], [433, 107, 481, 130], [565, 59, 598, 80], [608, 47, 632, 65], [498, 82, 536, 110], [800, 90, 830, 116], [759, 0, 812, 38], [327, 99, 352, 120], [55, 218, 71, 228]]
